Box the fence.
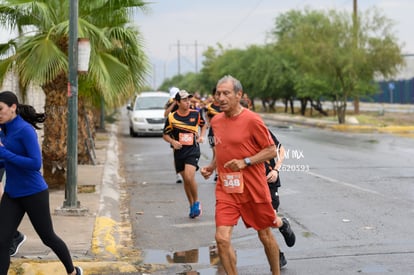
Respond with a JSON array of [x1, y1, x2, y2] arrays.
[[368, 78, 414, 104]]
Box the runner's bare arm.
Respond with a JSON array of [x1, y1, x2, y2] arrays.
[[164, 101, 177, 117], [163, 134, 182, 150], [201, 148, 216, 179], [197, 122, 208, 143]]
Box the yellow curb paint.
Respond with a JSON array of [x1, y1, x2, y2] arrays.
[[14, 261, 139, 275], [331, 125, 414, 136], [378, 126, 414, 133], [92, 216, 120, 258]]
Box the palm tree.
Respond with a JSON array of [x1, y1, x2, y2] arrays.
[[0, 0, 150, 187]]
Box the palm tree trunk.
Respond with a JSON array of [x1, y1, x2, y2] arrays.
[[41, 74, 96, 188], [78, 97, 96, 164], [42, 73, 68, 189]]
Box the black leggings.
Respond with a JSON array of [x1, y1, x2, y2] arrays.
[[0, 189, 74, 274]]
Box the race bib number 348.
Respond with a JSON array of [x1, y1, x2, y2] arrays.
[[221, 172, 244, 193]]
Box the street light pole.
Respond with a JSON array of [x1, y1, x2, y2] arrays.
[[64, 0, 79, 208], [353, 0, 360, 114]]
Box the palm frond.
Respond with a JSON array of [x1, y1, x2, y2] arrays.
[[0, 0, 57, 32], [16, 35, 67, 86], [1, 0, 150, 108], [88, 51, 134, 107], [0, 39, 17, 57], [106, 26, 149, 86], [78, 18, 113, 49], [80, 0, 150, 28], [0, 56, 15, 85]]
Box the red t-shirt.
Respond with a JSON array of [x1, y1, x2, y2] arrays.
[[211, 108, 275, 203]]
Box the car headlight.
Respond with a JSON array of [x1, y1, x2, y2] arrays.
[[133, 117, 146, 123]]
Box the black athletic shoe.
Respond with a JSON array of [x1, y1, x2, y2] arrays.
[[10, 231, 26, 257], [279, 251, 287, 269], [279, 217, 296, 247], [75, 266, 83, 275]]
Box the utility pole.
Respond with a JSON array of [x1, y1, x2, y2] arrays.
[[170, 40, 202, 75], [353, 0, 360, 114], [195, 40, 198, 73], [152, 63, 157, 90], [353, 0, 357, 15], [57, 0, 87, 215], [164, 62, 166, 82], [177, 40, 181, 75], [65, 0, 79, 209]]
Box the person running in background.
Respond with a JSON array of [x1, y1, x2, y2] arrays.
[[164, 86, 180, 117], [0, 167, 26, 257], [0, 91, 82, 275], [242, 93, 253, 110], [201, 75, 292, 274], [240, 98, 296, 269], [205, 88, 221, 182], [164, 86, 183, 184], [264, 130, 296, 268], [163, 90, 207, 218]]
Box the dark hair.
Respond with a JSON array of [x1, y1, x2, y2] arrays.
[[240, 99, 249, 108], [212, 87, 217, 95], [17, 104, 46, 129], [0, 91, 45, 129]]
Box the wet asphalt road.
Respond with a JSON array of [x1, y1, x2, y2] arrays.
[[118, 109, 414, 275]]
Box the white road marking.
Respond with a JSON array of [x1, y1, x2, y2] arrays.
[[307, 171, 383, 197], [173, 221, 215, 228]]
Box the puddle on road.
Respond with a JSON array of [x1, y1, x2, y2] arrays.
[[143, 244, 268, 274], [143, 246, 215, 266]]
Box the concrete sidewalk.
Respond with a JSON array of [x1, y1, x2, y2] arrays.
[[8, 124, 140, 275]]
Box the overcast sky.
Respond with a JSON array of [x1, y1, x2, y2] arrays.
[[134, 0, 414, 87], [1, 1, 412, 89]]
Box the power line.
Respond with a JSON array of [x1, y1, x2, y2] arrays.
[[170, 40, 204, 74], [218, 0, 264, 42]]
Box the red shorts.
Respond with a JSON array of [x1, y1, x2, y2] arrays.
[[215, 200, 277, 230]]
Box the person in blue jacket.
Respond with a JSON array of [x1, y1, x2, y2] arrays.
[[0, 91, 82, 275]]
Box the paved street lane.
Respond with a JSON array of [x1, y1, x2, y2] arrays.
[[119, 108, 414, 274]]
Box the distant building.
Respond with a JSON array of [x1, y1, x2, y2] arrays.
[[0, 71, 45, 112]]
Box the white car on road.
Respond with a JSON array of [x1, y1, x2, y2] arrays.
[[127, 91, 170, 137]]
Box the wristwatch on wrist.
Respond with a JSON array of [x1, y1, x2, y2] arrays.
[[244, 157, 252, 166]]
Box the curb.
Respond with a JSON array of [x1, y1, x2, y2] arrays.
[[261, 113, 414, 137], [92, 123, 124, 259]]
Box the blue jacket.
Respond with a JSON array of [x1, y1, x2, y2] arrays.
[[0, 115, 48, 198]]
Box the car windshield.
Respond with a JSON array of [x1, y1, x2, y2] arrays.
[[134, 96, 169, 110]]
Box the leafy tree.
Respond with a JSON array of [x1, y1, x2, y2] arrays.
[[212, 48, 246, 81], [0, 0, 149, 187], [159, 74, 185, 92], [272, 8, 404, 123], [197, 43, 299, 112], [198, 46, 223, 92], [250, 45, 298, 113]]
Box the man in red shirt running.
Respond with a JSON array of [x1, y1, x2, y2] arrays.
[[201, 75, 292, 275]]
